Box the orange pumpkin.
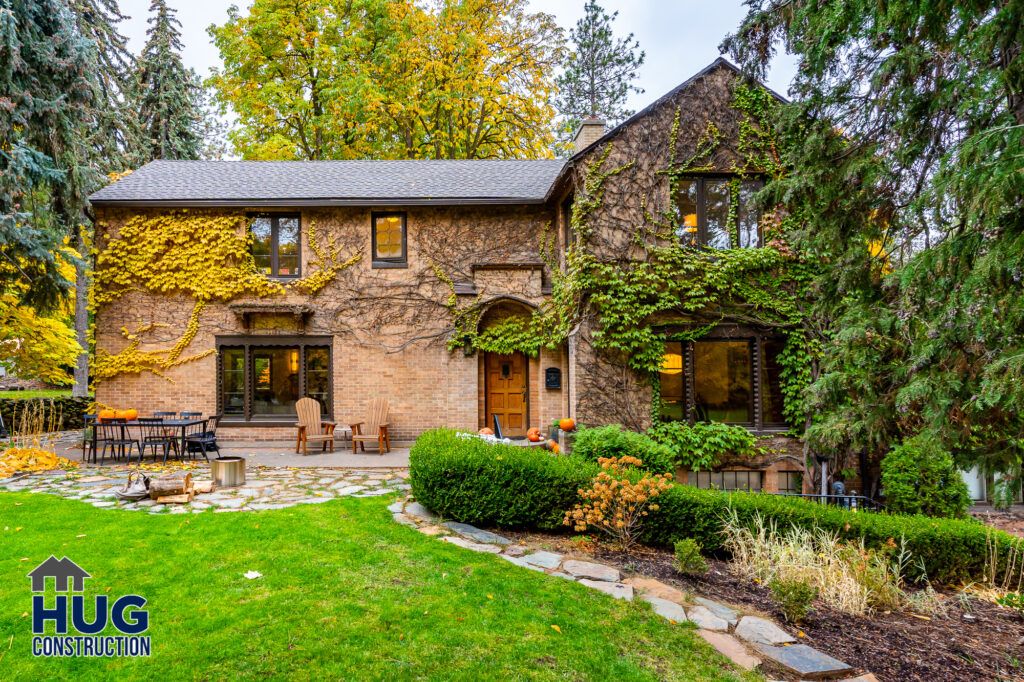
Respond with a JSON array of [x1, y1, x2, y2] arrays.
[[479, 427, 494, 436], [558, 418, 576, 431], [527, 427, 543, 442], [546, 439, 560, 454], [98, 409, 116, 423], [122, 408, 139, 421]]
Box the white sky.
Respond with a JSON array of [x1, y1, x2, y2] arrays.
[[117, 0, 798, 110]]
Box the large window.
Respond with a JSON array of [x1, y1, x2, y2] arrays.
[[693, 470, 763, 491], [217, 339, 331, 421], [250, 214, 301, 278], [659, 334, 786, 429], [372, 212, 407, 267], [674, 177, 762, 248]]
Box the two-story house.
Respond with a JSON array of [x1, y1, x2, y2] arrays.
[[89, 58, 807, 492]]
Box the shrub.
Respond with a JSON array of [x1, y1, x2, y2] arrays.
[[648, 420, 759, 471], [769, 577, 818, 623], [880, 434, 972, 518], [409, 429, 1023, 585], [996, 592, 1024, 618], [409, 429, 598, 529], [0, 396, 92, 434], [571, 424, 675, 473], [673, 538, 708, 576], [564, 456, 674, 551]]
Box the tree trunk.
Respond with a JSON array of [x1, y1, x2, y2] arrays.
[[72, 224, 90, 398], [149, 472, 193, 499]]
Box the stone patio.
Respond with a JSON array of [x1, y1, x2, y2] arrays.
[[0, 463, 410, 513]]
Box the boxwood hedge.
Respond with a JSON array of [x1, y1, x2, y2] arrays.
[[409, 429, 1023, 585]]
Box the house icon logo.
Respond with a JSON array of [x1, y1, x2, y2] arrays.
[[27, 556, 92, 593]]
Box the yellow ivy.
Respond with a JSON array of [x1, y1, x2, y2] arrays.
[[292, 220, 361, 295]]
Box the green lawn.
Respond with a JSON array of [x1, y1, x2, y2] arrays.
[[0, 493, 756, 681], [0, 390, 76, 400]]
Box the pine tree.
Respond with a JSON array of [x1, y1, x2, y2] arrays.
[[554, 0, 644, 143], [135, 0, 203, 161], [69, 0, 142, 172]]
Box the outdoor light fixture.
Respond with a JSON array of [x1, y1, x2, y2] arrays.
[[661, 352, 683, 374]]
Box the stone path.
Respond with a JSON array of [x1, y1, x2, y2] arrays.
[[393, 497, 865, 681], [0, 465, 409, 513]]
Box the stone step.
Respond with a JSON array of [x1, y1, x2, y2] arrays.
[[697, 630, 761, 671], [753, 643, 854, 680]]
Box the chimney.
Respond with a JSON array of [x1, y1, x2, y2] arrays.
[[572, 117, 607, 154]]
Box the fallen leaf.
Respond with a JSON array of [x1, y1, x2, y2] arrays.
[[244, 571, 263, 580], [14, 503, 22, 506], [550, 625, 561, 633], [21, 612, 28, 618], [797, 631, 806, 638], [19, 558, 29, 562], [487, 594, 493, 600], [76, 534, 86, 538], [14, 527, 22, 532]]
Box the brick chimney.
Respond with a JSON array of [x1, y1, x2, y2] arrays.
[[572, 117, 607, 154]]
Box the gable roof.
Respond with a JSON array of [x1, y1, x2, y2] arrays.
[[89, 159, 567, 207], [568, 57, 788, 163]]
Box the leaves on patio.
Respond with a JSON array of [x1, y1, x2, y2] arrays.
[[0, 447, 78, 478]]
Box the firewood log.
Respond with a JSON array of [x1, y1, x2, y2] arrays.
[[149, 472, 193, 499]]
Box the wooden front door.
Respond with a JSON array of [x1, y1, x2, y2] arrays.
[[486, 352, 528, 436]]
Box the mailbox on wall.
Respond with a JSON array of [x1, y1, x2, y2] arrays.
[[544, 367, 562, 390]]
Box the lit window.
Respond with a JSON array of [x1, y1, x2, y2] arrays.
[[673, 177, 763, 248], [372, 212, 407, 266]]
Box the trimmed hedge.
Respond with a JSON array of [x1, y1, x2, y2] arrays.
[[410, 429, 1023, 585], [409, 429, 598, 529], [0, 396, 92, 433]]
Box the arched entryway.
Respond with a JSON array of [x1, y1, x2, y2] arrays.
[[478, 297, 535, 437]]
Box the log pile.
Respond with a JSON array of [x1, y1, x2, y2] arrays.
[[149, 472, 216, 504]]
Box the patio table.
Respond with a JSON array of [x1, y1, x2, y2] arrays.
[[90, 418, 206, 463]]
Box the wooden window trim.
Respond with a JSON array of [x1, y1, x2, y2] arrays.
[[249, 213, 302, 279], [676, 176, 763, 249], [216, 336, 332, 423], [371, 211, 408, 268]]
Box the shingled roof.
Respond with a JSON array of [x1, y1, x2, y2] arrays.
[[89, 159, 567, 207]]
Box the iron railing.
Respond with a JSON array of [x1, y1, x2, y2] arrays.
[[772, 492, 882, 511]]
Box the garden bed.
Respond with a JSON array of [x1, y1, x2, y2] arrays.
[[503, 529, 1024, 682]]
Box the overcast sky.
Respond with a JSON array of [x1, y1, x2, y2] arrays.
[[117, 0, 798, 109]]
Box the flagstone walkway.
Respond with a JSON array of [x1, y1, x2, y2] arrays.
[[0, 464, 409, 513]]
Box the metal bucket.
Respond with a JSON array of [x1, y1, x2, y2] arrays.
[[212, 456, 246, 487]]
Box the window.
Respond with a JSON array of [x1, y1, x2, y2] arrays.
[[250, 214, 300, 278], [778, 470, 803, 494], [694, 470, 763, 491], [658, 334, 787, 428], [372, 212, 407, 267], [217, 339, 332, 421], [673, 177, 763, 248]]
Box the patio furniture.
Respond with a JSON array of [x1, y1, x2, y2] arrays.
[[184, 417, 220, 461], [350, 398, 390, 454], [295, 397, 336, 455], [211, 456, 245, 487], [81, 414, 97, 462], [96, 419, 142, 464], [179, 411, 202, 419], [153, 411, 178, 419], [138, 416, 179, 461]]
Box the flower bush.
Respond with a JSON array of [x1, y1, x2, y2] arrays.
[[563, 456, 674, 551]]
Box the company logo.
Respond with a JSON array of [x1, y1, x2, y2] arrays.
[[28, 556, 151, 658]]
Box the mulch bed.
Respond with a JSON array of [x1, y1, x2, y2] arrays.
[[503, 531, 1024, 682]]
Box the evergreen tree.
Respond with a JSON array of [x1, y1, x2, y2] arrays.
[[0, 0, 96, 312], [135, 0, 203, 161], [69, 0, 141, 172], [723, 1, 1024, 487], [554, 0, 644, 143]]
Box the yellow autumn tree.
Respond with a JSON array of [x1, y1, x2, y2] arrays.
[[208, 0, 563, 160]]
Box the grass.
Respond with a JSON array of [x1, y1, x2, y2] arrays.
[[0, 390, 76, 400], [0, 493, 757, 681]]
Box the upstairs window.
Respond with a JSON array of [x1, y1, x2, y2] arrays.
[[250, 214, 300, 278], [674, 177, 763, 248], [372, 212, 407, 267]]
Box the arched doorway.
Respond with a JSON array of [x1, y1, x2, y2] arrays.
[[478, 298, 535, 437]]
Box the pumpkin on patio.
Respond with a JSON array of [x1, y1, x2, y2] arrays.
[[558, 418, 576, 432], [479, 427, 494, 436], [526, 427, 543, 442], [545, 439, 560, 454], [120, 408, 139, 421], [98, 409, 117, 422]]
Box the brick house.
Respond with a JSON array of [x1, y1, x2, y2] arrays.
[[89, 58, 807, 493]]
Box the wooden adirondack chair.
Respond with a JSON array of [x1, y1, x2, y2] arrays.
[[295, 397, 336, 455], [350, 398, 390, 454]]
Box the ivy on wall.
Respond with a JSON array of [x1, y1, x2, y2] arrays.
[[92, 211, 357, 383], [438, 81, 818, 428]]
